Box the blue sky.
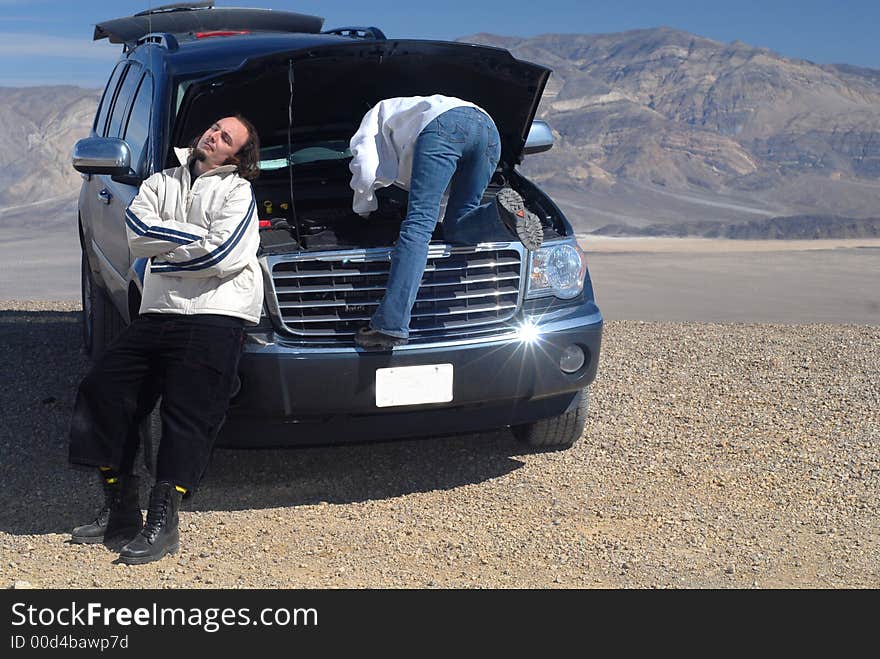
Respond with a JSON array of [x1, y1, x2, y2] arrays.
[[1, 0, 878, 87]]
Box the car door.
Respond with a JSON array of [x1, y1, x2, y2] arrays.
[[91, 62, 151, 300], [80, 61, 126, 279]]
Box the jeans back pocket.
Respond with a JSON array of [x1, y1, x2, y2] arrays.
[[436, 109, 472, 143]]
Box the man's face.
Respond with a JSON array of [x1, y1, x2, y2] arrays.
[[193, 116, 249, 169]]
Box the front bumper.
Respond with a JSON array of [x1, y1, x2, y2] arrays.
[[217, 300, 603, 446]]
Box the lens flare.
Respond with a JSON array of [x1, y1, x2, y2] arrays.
[[517, 321, 541, 344]]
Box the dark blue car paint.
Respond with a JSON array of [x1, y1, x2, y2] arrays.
[[81, 25, 603, 447]]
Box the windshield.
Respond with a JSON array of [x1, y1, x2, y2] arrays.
[[259, 140, 352, 171], [174, 79, 353, 171]]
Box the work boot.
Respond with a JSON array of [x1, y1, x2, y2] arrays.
[[71, 473, 142, 545], [354, 326, 408, 349], [118, 481, 181, 565], [496, 187, 544, 251]]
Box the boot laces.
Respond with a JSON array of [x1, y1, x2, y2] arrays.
[[95, 482, 123, 525], [93, 504, 111, 526], [143, 492, 169, 541]]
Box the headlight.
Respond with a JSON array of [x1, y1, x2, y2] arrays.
[[526, 242, 587, 300]]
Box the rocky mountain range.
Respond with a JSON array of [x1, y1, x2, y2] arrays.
[[2, 27, 880, 238], [463, 28, 880, 233], [0, 86, 99, 213]]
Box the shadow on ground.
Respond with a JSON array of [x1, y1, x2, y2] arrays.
[[0, 308, 528, 536]]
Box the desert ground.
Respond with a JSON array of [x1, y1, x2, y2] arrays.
[[0, 304, 876, 589], [580, 236, 880, 325], [1, 231, 876, 589]]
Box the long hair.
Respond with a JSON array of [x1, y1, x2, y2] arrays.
[[226, 114, 260, 181], [189, 115, 261, 181]]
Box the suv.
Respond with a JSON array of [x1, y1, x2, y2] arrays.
[[72, 3, 603, 453]]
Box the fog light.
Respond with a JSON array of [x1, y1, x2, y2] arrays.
[[559, 345, 585, 373]]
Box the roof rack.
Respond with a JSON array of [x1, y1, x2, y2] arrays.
[[94, 6, 324, 45], [134, 1, 214, 17], [322, 26, 387, 40], [133, 32, 180, 52]]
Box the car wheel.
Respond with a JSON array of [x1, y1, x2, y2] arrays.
[[511, 387, 590, 450], [81, 250, 124, 361]]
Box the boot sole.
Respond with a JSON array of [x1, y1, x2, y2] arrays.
[[496, 188, 544, 251], [118, 541, 179, 565], [71, 524, 142, 546], [355, 338, 407, 349], [70, 535, 104, 545], [354, 329, 408, 349]]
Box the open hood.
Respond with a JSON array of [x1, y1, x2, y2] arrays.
[[174, 40, 551, 167]]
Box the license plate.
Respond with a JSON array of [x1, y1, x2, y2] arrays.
[[375, 364, 453, 408]]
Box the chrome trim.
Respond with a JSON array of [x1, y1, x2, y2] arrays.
[[280, 301, 518, 324], [263, 241, 527, 344], [244, 307, 603, 355], [273, 259, 520, 280], [278, 286, 519, 309], [72, 137, 131, 175], [267, 241, 518, 265], [523, 120, 554, 155], [273, 272, 521, 287]]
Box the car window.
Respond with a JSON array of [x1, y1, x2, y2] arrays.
[[123, 73, 153, 177], [174, 80, 193, 117], [93, 63, 126, 137], [106, 64, 142, 139]]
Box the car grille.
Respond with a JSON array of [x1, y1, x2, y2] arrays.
[[267, 245, 523, 345]]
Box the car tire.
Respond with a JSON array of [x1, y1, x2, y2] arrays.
[[511, 387, 590, 450], [81, 250, 124, 361]]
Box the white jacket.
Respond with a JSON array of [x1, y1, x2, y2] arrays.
[[125, 148, 263, 324], [348, 95, 489, 216]]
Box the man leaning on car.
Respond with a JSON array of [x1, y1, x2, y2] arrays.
[[68, 115, 262, 565]]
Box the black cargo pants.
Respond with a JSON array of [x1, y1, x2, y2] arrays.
[[69, 313, 245, 493]]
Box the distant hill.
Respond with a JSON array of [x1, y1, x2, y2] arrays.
[[0, 86, 99, 210], [4, 28, 880, 238], [589, 215, 880, 239], [462, 29, 880, 232]]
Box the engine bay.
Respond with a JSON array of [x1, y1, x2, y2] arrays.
[[252, 165, 544, 254], [254, 168, 409, 253]]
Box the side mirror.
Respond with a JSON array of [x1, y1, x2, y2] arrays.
[[72, 137, 132, 176], [523, 120, 553, 155]]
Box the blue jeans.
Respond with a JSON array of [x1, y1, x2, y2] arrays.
[[370, 106, 502, 338]]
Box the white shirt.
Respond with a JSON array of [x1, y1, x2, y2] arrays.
[[348, 95, 490, 217]]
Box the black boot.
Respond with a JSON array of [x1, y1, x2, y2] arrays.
[[118, 481, 181, 565], [71, 473, 142, 545]]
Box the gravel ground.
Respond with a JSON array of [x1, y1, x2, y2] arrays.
[[0, 300, 877, 589]]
